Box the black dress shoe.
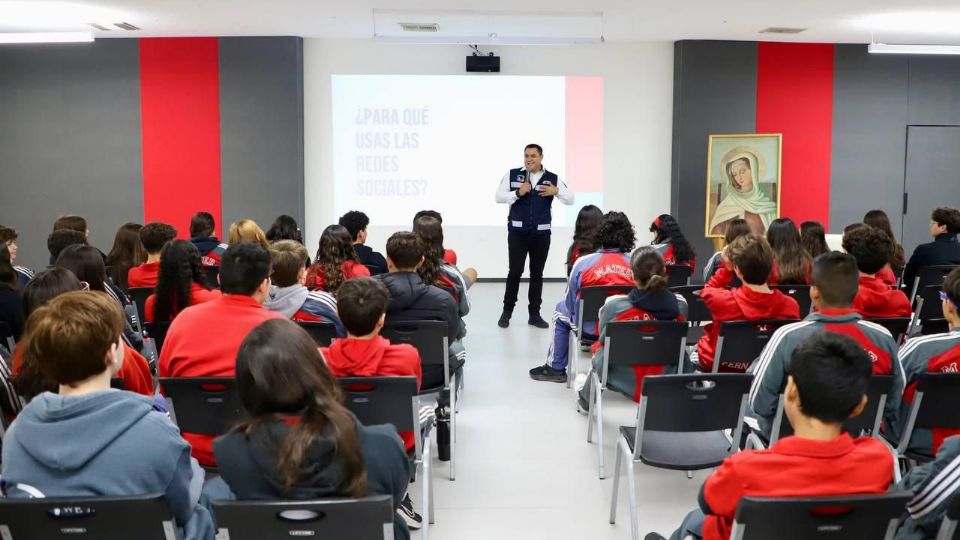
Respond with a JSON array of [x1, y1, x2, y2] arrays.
[[528, 314, 549, 329], [529, 364, 567, 383], [498, 311, 511, 328]]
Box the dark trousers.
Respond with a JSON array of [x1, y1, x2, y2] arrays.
[[502, 231, 551, 315]]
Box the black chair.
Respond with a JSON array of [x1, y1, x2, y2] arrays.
[[202, 265, 220, 289], [0, 321, 14, 352], [669, 285, 712, 324], [0, 493, 177, 540], [144, 321, 171, 355], [298, 321, 337, 347], [159, 377, 245, 436], [730, 492, 912, 540], [127, 287, 153, 326], [937, 492, 960, 540], [865, 317, 912, 344], [609, 373, 753, 540], [909, 265, 957, 305], [571, 285, 635, 388], [586, 320, 688, 478], [771, 284, 812, 316], [339, 376, 434, 528], [713, 319, 798, 373], [665, 264, 693, 287], [912, 284, 952, 336], [896, 373, 960, 464], [380, 320, 457, 480], [214, 496, 395, 540]]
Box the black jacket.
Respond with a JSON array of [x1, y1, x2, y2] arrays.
[[214, 419, 412, 540], [377, 272, 464, 341], [903, 234, 960, 293], [0, 285, 23, 340], [355, 244, 388, 276]]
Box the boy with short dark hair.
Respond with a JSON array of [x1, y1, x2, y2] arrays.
[[1, 291, 214, 540], [264, 240, 343, 335], [647, 332, 894, 540], [695, 234, 801, 372], [749, 251, 904, 440], [189, 211, 223, 267], [339, 210, 388, 275], [903, 207, 960, 292], [46, 229, 87, 265], [843, 225, 912, 318], [128, 222, 178, 287]]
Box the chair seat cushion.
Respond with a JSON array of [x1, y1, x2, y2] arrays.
[[619, 426, 733, 470]]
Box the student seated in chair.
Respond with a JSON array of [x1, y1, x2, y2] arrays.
[[128, 221, 177, 288], [843, 224, 912, 318], [339, 210, 388, 276], [1, 291, 215, 540], [145, 240, 220, 323], [263, 240, 343, 335], [695, 234, 800, 373], [529, 211, 636, 383], [188, 211, 223, 267], [898, 267, 960, 458], [902, 207, 960, 294], [575, 249, 687, 410], [896, 435, 960, 540], [646, 332, 894, 540], [208, 319, 414, 540], [748, 251, 903, 442]]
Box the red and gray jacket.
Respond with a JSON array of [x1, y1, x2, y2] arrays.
[[899, 329, 960, 456]]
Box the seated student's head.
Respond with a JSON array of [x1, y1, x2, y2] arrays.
[[596, 211, 636, 252], [811, 251, 860, 310], [339, 211, 370, 245], [269, 240, 309, 288], [785, 332, 871, 431], [55, 245, 108, 292], [52, 215, 88, 237], [724, 218, 751, 247], [726, 234, 775, 286], [800, 220, 830, 259], [235, 319, 365, 495], [23, 291, 125, 393], [413, 215, 445, 284], [219, 242, 272, 302], [631, 249, 668, 292], [414, 210, 442, 224], [140, 222, 178, 257], [190, 211, 216, 239], [266, 215, 303, 244], [0, 243, 16, 289], [385, 232, 424, 273], [47, 229, 87, 263], [942, 267, 960, 325], [228, 219, 270, 250], [842, 225, 892, 277], [844, 222, 866, 236], [0, 225, 19, 263], [931, 207, 960, 237], [154, 240, 207, 322], [336, 277, 388, 338]]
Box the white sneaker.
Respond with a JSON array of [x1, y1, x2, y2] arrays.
[[573, 373, 588, 393]]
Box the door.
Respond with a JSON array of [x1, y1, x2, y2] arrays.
[[903, 126, 960, 254]]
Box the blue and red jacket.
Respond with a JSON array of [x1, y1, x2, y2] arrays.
[[559, 249, 635, 336]]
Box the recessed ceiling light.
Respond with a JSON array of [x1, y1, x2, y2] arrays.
[[854, 11, 960, 34], [760, 27, 807, 34]]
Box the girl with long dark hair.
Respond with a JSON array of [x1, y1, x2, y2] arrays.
[[800, 221, 830, 259], [767, 218, 812, 284], [566, 205, 603, 276], [413, 215, 472, 318], [106, 222, 145, 290], [306, 225, 370, 292], [863, 209, 906, 287], [649, 214, 696, 269], [0, 243, 22, 340], [146, 240, 220, 322], [211, 319, 414, 539]]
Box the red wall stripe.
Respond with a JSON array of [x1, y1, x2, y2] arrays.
[[140, 38, 222, 238], [565, 77, 604, 192], [756, 42, 835, 229]]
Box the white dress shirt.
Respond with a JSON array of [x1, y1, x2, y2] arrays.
[[495, 167, 575, 206]]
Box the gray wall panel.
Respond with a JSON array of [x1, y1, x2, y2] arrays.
[[908, 56, 960, 126], [671, 40, 758, 274], [218, 37, 305, 240], [0, 39, 143, 271], [829, 45, 908, 233]]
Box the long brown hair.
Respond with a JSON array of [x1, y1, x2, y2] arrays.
[[632, 249, 668, 291], [413, 215, 444, 285], [800, 221, 830, 259], [307, 225, 358, 292], [863, 210, 904, 267], [106, 222, 145, 290], [234, 319, 366, 496], [767, 218, 811, 284]]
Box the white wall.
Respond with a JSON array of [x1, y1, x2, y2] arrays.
[[304, 38, 674, 279]]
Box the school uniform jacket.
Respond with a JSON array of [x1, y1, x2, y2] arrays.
[[144, 283, 222, 323], [748, 309, 904, 440], [650, 242, 696, 271], [896, 436, 960, 540], [14, 266, 33, 288], [903, 233, 960, 296], [558, 249, 635, 336], [853, 274, 912, 319], [898, 329, 960, 456], [263, 284, 345, 337], [306, 260, 371, 292], [127, 261, 161, 288]]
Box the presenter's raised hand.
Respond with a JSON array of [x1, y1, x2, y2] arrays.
[[538, 184, 559, 197], [518, 180, 532, 196]]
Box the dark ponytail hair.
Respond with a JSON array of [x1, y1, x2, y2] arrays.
[[632, 249, 669, 292], [154, 240, 207, 322], [650, 214, 695, 264], [413, 215, 444, 286], [234, 319, 366, 496]]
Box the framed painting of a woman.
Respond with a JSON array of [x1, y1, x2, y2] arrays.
[[705, 134, 782, 238]]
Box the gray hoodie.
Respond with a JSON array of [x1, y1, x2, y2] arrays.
[[0, 390, 215, 540]]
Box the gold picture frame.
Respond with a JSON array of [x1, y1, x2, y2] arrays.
[[704, 133, 783, 239]]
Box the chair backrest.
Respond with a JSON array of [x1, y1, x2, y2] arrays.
[[918, 284, 949, 320], [773, 375, 895, 444], [669, 285, 712, 324], [731, 492, 912, 540], [0, 321, 14, 352], [202, 265, 220, 289], [715, 319, 798, 373], [159, 377, 245, 435], [380, 320, 448, 367], [580, 285, 635, 328], [213, 495, 395, 540], [911, 265, 957, 304], [899, 374, 960, 452], [666, 264, 693, 287], [298, 321, 338, 347], [604, 320, 688, 376], [144, 321, 171, 355], [639, 373, 754, 433], [338, 376, 418, 432], [770, 285, 812, 316], [0, 493, 177, 540], [127, 287, 153, 325], [865, 317, 912, 345]]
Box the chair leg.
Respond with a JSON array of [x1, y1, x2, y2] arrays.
[[597, 387, 605, 479], [626, 457, 640, 540], [449, 380, 457, 481], [428, 459, 435, 525], [610, 440, 624, 524], [567, 331, 575, 389], [586, 376, 596, 443]]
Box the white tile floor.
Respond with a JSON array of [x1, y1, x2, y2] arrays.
[[410, 282, 707, 540]]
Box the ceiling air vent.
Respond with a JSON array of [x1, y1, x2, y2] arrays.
[[398, 22, 439, 33], [89, 23, 110, 31], [760, 27, 807, 34], [114, 22, 140, 31]]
